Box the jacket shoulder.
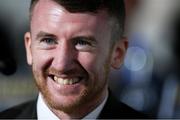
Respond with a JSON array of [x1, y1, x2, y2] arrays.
[[99, 92, 149, 119], [0, 100, 37, 119]]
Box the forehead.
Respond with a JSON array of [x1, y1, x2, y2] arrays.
[[30, 0, 113, 38], [31, 0, 110, 23]]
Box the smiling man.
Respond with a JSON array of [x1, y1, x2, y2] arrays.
[[0, 0, 147, 119]]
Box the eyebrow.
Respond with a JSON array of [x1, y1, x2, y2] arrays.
[[35, 31, 97, 44], [36, 31, 57, 40], [73, 36, 97, 42]]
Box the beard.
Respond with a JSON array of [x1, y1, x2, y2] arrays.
[[32, 56, 111, 115]]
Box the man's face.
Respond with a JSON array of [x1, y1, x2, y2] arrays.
[[25, 0, 127, 113]]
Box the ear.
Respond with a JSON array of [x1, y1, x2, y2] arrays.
[[111, 37, 128, 69], [24, 32, 32, 65]]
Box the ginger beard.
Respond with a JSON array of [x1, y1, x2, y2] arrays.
[[32, 52, 112, 114]]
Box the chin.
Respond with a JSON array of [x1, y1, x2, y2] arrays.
[[41, 87, 91, 113]]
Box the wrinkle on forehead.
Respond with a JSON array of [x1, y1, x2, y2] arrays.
[[32, 0, 65, 21]]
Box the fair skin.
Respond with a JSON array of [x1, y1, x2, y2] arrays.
[[25, 0, 127, 119]]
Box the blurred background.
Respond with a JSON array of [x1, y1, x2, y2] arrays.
[[0, 0, 179, 118]]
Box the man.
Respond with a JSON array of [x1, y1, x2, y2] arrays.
[[0, 0, 147, 119]]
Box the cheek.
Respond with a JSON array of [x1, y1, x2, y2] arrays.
[[31, 50, 53, 71], [77, 53, 105, 75]]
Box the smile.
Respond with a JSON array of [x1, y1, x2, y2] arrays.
[[52, 75, 81, 85]]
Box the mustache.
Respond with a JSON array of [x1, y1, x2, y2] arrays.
[[46, 67, 88, 77]]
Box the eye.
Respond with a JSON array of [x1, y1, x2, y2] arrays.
[[75, 39, 91, 46], [38, 37, 58, 49], [73, 37, 95, 51], [40, 38, 58, 45]]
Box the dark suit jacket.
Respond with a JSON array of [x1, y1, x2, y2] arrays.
[[0, 93, 148, 119]]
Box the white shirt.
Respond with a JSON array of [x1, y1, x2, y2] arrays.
[[37, 92, 108, 120]]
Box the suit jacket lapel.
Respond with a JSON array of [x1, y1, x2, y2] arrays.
[[98, 91, 148, 119], [98, 91, 122, 119]]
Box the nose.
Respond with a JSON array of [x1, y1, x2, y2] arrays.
[[51, 41, 76, 73]]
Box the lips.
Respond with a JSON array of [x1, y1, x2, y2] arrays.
[[49, 75, 83, 85]]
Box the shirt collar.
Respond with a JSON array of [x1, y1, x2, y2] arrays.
[[37, 93, 59, 120], [37, 92, 108, 120], [83, 91, 108, 119]]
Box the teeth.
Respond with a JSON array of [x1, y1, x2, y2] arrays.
[[53, 76, 80, 85], [54, 76, 58, 81]]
